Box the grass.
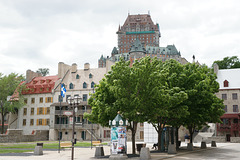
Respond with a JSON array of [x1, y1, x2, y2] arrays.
[[0, 149, 34, 154], [0, 141, 108, 150]]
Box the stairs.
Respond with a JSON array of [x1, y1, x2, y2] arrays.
[[86, 129, 100, 140]]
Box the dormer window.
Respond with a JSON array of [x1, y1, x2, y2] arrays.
[[76, 74, 80, 79], [91, 82, 95, 88], [89, 73, 92, 78], [33, 81, 38, 84], [224, 80, 229, 87], [83, 82, 87, 88], [69, 83, 74, 89], [40, 80, 45, 84]]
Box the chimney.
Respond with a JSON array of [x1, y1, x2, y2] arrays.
[[26, 70, 42, 83], [84, 63, 90, 70], [71, 63, 77, 73], [213, 63, 219, 75]]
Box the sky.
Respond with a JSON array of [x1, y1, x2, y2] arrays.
[[1, 0, 240, 76]]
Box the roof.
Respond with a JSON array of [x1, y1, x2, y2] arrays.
[[216, 68, 240, 89], [23, 75, 59, 94], [129, 38, 146, 53]]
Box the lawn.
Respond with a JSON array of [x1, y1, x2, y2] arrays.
[[0, 141, 107, 152]]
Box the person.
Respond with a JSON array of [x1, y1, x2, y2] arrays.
[[152, 143, 158, 150], [185, 133, 190, 143]]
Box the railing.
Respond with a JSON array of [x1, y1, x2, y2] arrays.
[[217, 123, 240, 131], [53, 124, 98, 130], [55, 109, 92, 115]]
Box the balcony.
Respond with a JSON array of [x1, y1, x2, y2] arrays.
[[55, 109, 92, 115], [52, 123, 98, 130]]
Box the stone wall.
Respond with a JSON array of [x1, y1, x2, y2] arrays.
[[0, 129, 49, 143], [208, 136, 226, 143], [230, 137, 240, 143]]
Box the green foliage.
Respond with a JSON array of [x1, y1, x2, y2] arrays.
[[0, 73, 25, 134], [213, 56, 240, 69], [36, 68, 49, 76]]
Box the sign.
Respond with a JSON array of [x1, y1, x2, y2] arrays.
[[111, 126, 127, 154], [63, 111, 73, 116]]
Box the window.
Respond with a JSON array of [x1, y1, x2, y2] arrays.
[[83, 82, 87, 88], [30, 119, 34, 126], [91, 82, 95, 88], [23, 119, 26, 126], [46, 107, 50, 114], [66, 95, 71, 102], [224, 105, 227, 112], [31, 108, 34, 115], [40, 88, 44, 92], [76, 74, 80, 79], [140, 131, 144, 139], [37, 119, 43, 125], [83, 94, 88, 101], [233, 105, 238, 112], [222, 119, 228, 124], [58, 95, 63, 102], [140, 123, 144, 127], [104, 130, 110, 138], [39, 97, 43, 103], [45, 97, 53, 103], [89, 73, 92, 78], [46, 119, 50, 126], [24, 98, 28, 104], [31, 98, 35, 104], [23, 108, 27, 116], [38, 107, 44, 115], [224, 80, 229, 87], [69, 83, 74, 89], [232, 93, 238, 100], [222, 94, 227, 100], [234, 119, 238, 124]]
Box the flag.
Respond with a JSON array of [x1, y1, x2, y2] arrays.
[[61, 84, 66, 97]]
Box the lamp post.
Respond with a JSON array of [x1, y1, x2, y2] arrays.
[[67, 96, 82, 160]]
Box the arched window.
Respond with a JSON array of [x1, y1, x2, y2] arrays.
[[91, 82, 95, 88], [224, 80, 229, 87], [69, 83, 74, 89], [76, 74, 80, 79], [83, 82, 87, 88], [89, 73, 92, 78]]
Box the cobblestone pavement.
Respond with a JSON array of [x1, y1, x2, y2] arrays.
[[0, 142, 239, 160]]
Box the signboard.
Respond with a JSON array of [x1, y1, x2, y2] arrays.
[[63, 111, 73, 116], [111, 126, 127, 154]]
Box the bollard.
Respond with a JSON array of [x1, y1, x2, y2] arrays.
[[95, 146, 104, 158], [201, 142, 207, 149], [140, 147, 151, 160], [34, 146, 43, 155], [211, 141, 217, 147], [187, 143, 193, 151], [168, 144, 177, 154]]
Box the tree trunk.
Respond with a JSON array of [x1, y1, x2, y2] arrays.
[[175, 126, 180, 150], [131, 121, 138, 154], [1, 112, 4, 134], [188, 126, 194, 144], [157, 129, 162, 151]]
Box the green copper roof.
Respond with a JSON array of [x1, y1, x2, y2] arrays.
[[126, 31, 155, 35]]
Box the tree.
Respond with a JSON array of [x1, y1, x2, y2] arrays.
[[0, 73, 25, 134], [180, 63, 225, 143], [213, 56, 240, 69], [36, 68, 49, 76], [140, 59, 188, 151]]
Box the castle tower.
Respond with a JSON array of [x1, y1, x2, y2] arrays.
[[117, 13, 161, 54]]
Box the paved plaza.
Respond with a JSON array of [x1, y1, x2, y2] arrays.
[[1, 142, 240, 160]]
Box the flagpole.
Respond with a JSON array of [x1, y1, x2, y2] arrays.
[[58, 83, 62, 153]]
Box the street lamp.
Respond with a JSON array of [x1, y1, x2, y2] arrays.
[[67, 96, 82, 160]]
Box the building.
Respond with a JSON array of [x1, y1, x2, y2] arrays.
[[215, 64, 240, 142], [98, 13, 188, 68], [117, 13, 160, 54]]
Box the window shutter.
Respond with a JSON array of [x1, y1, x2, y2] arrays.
[[51, 97, 53, 103], [44, 107, 47, 115], [37, 119, 39, 126], [45, 97, 48, 103], [37, 108, 39, 115]]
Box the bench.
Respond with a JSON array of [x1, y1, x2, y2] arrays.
[[92, 141, 102, 146], [60, 142, 72, 148]]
